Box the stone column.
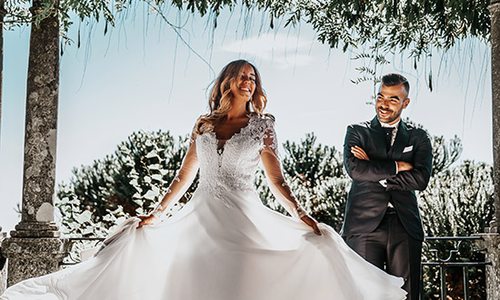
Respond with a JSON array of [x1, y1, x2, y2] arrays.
[[0, 227, 7, 294], [1, 0, 65, 286], [476, 234, 500, 300], [478, 1, 500, 300], [490, 0, 500, 234]]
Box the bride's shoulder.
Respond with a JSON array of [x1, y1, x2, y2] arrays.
[[251, 112, 275, 123], [249, 113, 276, 136], [192, 114, 213, 135]]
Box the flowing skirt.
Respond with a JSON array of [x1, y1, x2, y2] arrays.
[[1, 188, 406, 300]]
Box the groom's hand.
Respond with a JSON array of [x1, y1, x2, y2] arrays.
[[396, 161, 414, 172], [351, 146, 370, 160]]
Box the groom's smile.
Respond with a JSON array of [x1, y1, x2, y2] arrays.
[[375, 83, 410, 125]]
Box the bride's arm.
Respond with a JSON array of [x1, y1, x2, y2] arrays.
[[260, 117, 321, 235], [138, 122, 200, 227]]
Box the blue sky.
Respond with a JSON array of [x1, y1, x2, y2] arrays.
[[0, 5, 492, 232]]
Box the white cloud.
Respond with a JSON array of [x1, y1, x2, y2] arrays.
[[221, 33, 315, 68]]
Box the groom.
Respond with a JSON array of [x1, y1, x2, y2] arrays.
[[341, 73, 433, 300]]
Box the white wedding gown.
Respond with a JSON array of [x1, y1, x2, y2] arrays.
[[1, 114, 406, 300]]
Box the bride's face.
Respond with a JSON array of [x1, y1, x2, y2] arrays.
[[230, 64, 256, 103]]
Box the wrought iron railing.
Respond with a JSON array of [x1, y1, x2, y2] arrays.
[[61, 237, 105, 266], [421, 236, 489, 300]]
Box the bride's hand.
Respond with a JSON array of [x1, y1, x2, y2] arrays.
[[300, 215, 322, 235], [137, 214, 159, 228]]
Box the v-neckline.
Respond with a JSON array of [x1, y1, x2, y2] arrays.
[[213, 114, 254, 152]]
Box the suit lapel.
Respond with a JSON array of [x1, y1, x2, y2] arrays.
[[370, 117, 389, 157], [390, 120, 410, 157]]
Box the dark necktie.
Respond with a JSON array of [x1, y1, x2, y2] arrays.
[[384, 127, 395, 151]]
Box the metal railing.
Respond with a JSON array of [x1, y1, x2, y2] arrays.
[[421, 236, 489, 300], [61, 237, 105, 266]]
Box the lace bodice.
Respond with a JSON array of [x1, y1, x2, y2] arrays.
[[196, 114, 275, 194], [151, 113, 306, 219]]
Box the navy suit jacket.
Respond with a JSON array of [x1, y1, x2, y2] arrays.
[[341, 117, 433, 241]]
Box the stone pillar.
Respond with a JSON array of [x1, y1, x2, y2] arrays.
[[1, 0, 65, 286], [0, 227, 7, 294], [476, 234, 500, 300], [479, 1, 500, 300], [490, 0, 500, 234]]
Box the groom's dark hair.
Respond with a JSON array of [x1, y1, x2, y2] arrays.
[[381, 73, 410, 96]]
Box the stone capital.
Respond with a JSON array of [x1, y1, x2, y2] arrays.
[[10, 221, 60, 238]]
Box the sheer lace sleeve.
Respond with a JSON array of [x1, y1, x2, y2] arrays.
[[150, 119, 200, 218], [260, 118, 306, 220]]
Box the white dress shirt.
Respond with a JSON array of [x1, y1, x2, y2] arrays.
[[378, 118, 400, 208]]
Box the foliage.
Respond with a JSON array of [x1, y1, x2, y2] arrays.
[[4, 0, 491, 59], [56, 130, 195, 237], [419, 160, 493, 299], [4, 0, 492, 93], [306, 0, 490, 56], [256, 133, 349, 231], [404, 118, 463, 175], [409, 122, 491, 299], [56, 126, 493, 297], [57, 126, 491, 236], [421, 160, 494, 237]]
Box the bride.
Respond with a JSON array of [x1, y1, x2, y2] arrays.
[[1, 60, 407, 300]]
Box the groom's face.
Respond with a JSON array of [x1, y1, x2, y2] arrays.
[[375, 84, 410, 125]]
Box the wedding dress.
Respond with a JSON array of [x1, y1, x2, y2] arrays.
[[1, 113, 406, 300]]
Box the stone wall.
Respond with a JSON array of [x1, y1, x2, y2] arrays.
[[476, 234, 500, 300]]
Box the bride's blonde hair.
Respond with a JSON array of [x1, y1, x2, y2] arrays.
[[196, 60, 267, 134]]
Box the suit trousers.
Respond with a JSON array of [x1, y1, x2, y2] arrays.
[[345, 209, 422, 300]]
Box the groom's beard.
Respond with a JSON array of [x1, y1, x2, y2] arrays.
[[376, 107, 401, 124]]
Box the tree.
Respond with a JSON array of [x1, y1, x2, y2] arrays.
[[57, 130, 195, 237], [2, 0, 495, 288], [256, 133, 349, 231], [57, 126, 491, 238], [57, 126, 494, 298], [419, 160, 494, 299], [5, 0, 493, 229]]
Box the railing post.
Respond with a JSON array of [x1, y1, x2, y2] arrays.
[[463, 266, 469, 299], [439, 265, 446, 299]]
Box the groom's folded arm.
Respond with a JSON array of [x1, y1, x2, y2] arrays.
[[343, 126, 397, 182], [385, 133, 433, 191]]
